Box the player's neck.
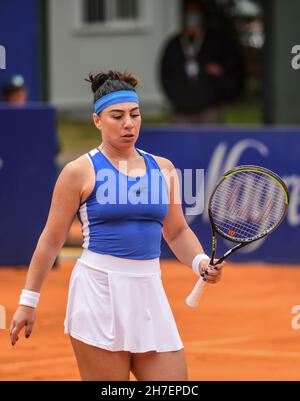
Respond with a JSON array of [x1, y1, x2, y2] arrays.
[[99, 144, 138, 161]]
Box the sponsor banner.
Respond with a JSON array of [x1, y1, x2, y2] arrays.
[[137, 127, 300, 263], [0, 106, 57, 266]]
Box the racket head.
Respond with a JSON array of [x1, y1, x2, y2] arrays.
[[208, 165, 289, 244]]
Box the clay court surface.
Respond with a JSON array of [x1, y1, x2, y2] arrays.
[[1, 247, 300, 381]]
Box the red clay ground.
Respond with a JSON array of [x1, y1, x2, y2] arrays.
[[1, 253, 300, 381]]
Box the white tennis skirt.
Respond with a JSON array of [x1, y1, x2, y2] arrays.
[[64, 249, 184, 353]]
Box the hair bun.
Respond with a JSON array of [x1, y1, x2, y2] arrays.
[[85, 70, 139, 94], [85, 72, 108, 94]]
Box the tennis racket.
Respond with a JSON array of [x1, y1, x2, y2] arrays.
[[186, 165, 289, 307]]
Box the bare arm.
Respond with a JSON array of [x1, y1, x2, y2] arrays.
[[156, 157, 224, 280], [158, 158, 205, 266], [10, 157, 90, 345], [24, 161, 84, 291]]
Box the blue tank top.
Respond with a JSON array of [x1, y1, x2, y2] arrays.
[[77, 148, 169, 259]]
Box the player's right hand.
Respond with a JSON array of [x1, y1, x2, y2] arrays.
[[198, 259, 225, 284], [10, 306, 36, 346]]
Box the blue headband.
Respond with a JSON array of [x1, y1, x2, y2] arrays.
[[93, 90, 139, 115]]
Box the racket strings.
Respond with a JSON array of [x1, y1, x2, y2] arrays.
[[213, 172, 284, 217], [213, 176, 284, 237], [210, 171, 286, 241], [212, 173, 285, 238], [221, 173, 279, 214]]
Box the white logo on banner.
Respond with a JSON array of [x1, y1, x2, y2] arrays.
[[291, 305, 300, 330], [0, 45, 6, 70], [282, 175, 300, 227]]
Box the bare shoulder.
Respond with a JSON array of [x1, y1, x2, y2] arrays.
[[151, 154, 175, 172], [57, 154, 93, 186], [67, 154, 91, 174]]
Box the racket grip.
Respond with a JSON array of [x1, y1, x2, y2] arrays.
[[186, 277, 206, 307]]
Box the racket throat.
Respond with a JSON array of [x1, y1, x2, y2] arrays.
[[222, 248, 234, 259], [217, 242, 247, 264]]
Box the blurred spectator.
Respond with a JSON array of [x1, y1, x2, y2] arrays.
[[159, 0, 245, 124], [1, 74, 28, 105]]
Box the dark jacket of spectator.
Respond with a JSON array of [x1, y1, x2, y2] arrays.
[[159, 30, 245, 114]]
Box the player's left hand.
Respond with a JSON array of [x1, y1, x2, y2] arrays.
[[198, 259, 225, 284]]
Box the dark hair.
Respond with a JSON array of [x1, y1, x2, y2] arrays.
[[2, 74, 25, 95], [85, 70, 139, 103], [183, 0, 205, 13]]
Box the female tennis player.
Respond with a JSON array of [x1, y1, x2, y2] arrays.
[[10, 71, 224, 381]]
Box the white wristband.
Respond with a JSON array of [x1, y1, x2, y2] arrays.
[[192, 254, 210, 276], [19, 289, 40, 308]]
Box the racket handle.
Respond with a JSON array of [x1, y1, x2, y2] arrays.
[[186, 277, 206, 307]]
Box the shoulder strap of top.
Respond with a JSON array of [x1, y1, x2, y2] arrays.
[[85, 147, 108, 172], [136, 148, 161, 170]]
